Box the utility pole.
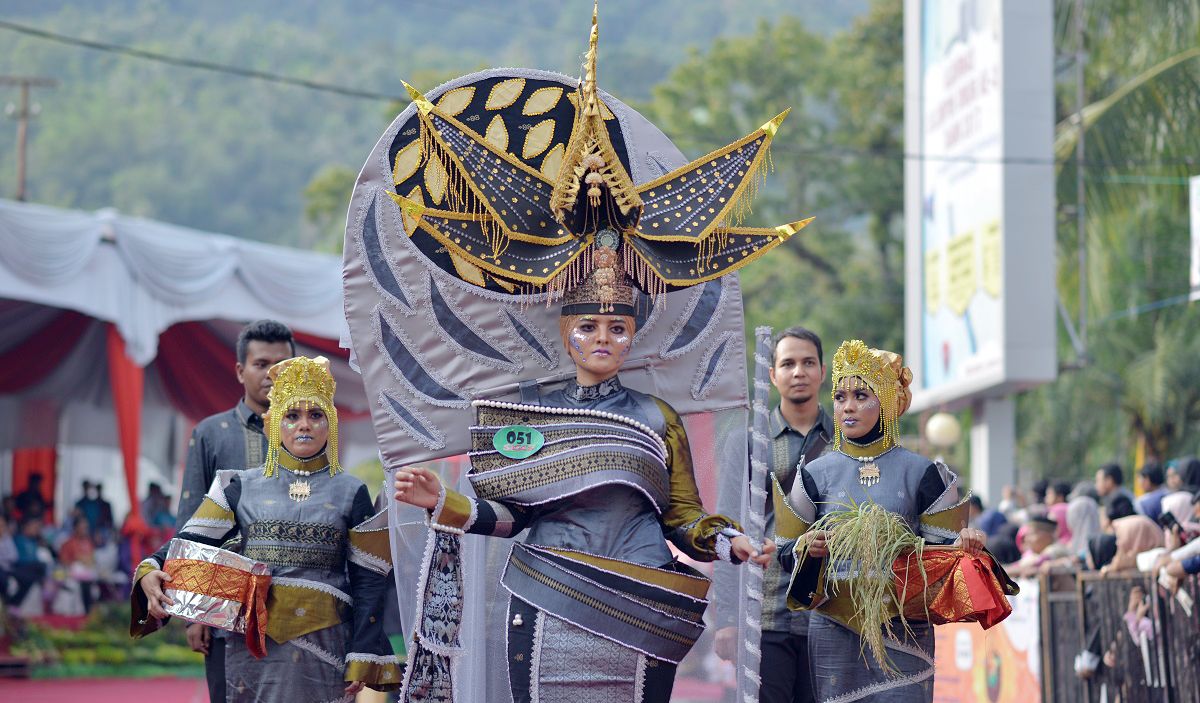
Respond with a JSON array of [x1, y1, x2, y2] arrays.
[[1, 75, 57, 201]]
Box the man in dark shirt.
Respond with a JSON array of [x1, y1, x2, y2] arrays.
[[177, 319, 294, 703], [715, 327, 832, 703]]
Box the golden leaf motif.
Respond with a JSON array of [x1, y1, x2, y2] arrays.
[[436, 86, 475, 117], [522, 86, 563, 116], [485, 78, 526, 110], [540, 143, 565, 181], [401, 186, 424, 235], [485, 114, 509, 151], [449, 252, 487, 287], [393, 141, 422, 186], [522, 119, 556, 160], [425, 157, 448, 206]]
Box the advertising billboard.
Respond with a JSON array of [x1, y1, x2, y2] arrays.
[[904, 0, 1056, 412]]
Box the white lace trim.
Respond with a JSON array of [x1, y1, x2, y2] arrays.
[[346, 652, 403, 665], [290, 636, 342, 669], [270, 576, 352, 605], [715, 534, 733, 563], [349, 544, 392, 575], [184, 517, 235, 530]]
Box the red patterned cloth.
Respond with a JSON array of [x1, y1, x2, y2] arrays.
[[892, 548, 1016, 629]]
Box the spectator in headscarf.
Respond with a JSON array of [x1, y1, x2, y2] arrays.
[[1100, 515, 1164, 575], [1067, 496, 1102, 555]]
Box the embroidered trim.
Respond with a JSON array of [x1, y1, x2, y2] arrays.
[[923, 461, 961, 514], [244, 544, 341, 572], [503, 306, 560, 369], [246, 520, 343, 546], [378, 390, 447, 451], [631, 293, 664, 348], [429, 483, 448, 525], [658, 278, 725, 360], [349, 544, 392, 575], [208, 469, 239, 512], [422, 274, 523, 374], [354, 190, 415, 313], [715, 534, 733, 563], [633, 653, 647, 702], [563, 377, 623, 401], [472, 399, 666, 454], [530, 609, 545, 702], [271, 576, 353, 605], [184, 517, 235, 531], [462, 497, 479, 533], [690, 330, 735, 401], [291, 635, 343, 669], [373, 304, 471, 409], [346, 652, 404, 665]]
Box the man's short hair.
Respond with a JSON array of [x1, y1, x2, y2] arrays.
[[1106, 494, 1136, 521], [1031, 479, 1049, 503], [1139, 461, 1164, 487], [1028, 516, 1056, 534], [968, 495, 984, 511], [1052, 480, 1072, 500], [1098, 462, 1124, 485], [236, 319, 295, 364], [771, 326, 823, 367]]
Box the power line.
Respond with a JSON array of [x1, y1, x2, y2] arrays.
[[1, 19, 1196, 172], [0, 19, 404, 102]]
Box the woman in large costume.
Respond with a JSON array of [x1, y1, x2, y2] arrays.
[[350, 5, 812, 700], [131, 357, 401, 702], [394, 283, 773, 701], [775, 340, 999, 703]]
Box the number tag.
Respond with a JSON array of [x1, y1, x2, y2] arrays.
[[493, 425, 545, 459]]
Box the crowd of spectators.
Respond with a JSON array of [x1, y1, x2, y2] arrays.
[[967, 458, 1200, 680], [0, 476, 175, 617], [971, 459, 1200, 581]]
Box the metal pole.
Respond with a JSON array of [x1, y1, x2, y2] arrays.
[[1075, 0, 1088, 355], [15, 81, 28, 201], [1, 76, 56, 202], [741, 325, 773, 702]]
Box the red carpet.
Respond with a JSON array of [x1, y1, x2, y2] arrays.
[[0, 677, 207, 702]]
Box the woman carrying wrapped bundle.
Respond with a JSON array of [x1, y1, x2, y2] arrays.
[[775, 340, 1011, 703], [130, 357, 401, 702]]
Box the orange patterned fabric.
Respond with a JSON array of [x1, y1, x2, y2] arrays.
[[163, 558, 272, 659], [891, 549, 1014, 630]]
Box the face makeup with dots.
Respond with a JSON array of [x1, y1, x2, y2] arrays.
[[280, 406, 330, 458], [568, 315, 633, 385], [833, 378, 881, 441]]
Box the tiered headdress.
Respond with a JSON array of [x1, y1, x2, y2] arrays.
[[388, 1, 812, 310], [263, 356, 342, 476], [830, 340, 913, 450]]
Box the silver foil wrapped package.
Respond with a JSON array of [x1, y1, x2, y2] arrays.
[[162, 538, 271, 633]]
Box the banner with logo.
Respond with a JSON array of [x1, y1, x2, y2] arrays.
[[932, 577, 1040, 702]]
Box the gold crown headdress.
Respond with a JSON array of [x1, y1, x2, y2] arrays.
[[386, 0, 812, 306], [830, 340, 913, 451], [263, 356, 342, 476]]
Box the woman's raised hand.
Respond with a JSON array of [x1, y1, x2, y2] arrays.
[[393, 467, 443, 510], [731, 536, 776, 566], [139, 569, 175, 619]]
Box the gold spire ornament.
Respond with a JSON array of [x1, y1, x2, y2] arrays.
[[830, 340, 913, 453], [388, 0, 813, 304], [263, 356, 342, 477]]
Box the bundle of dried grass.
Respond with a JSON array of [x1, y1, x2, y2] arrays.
[[803, 500, 927, 674]]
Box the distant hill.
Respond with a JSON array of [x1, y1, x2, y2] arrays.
[[0, 0, 865, 244]]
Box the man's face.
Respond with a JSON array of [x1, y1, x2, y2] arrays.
[[1094, 470, 1113, 497], [770, 337, 824, 405], [1027, 528, 1054, 554], [237, 340, 294, 410]]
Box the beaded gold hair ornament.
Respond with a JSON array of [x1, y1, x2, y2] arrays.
[[263, 356, 342, 477], [830, 340, 913, 451]]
